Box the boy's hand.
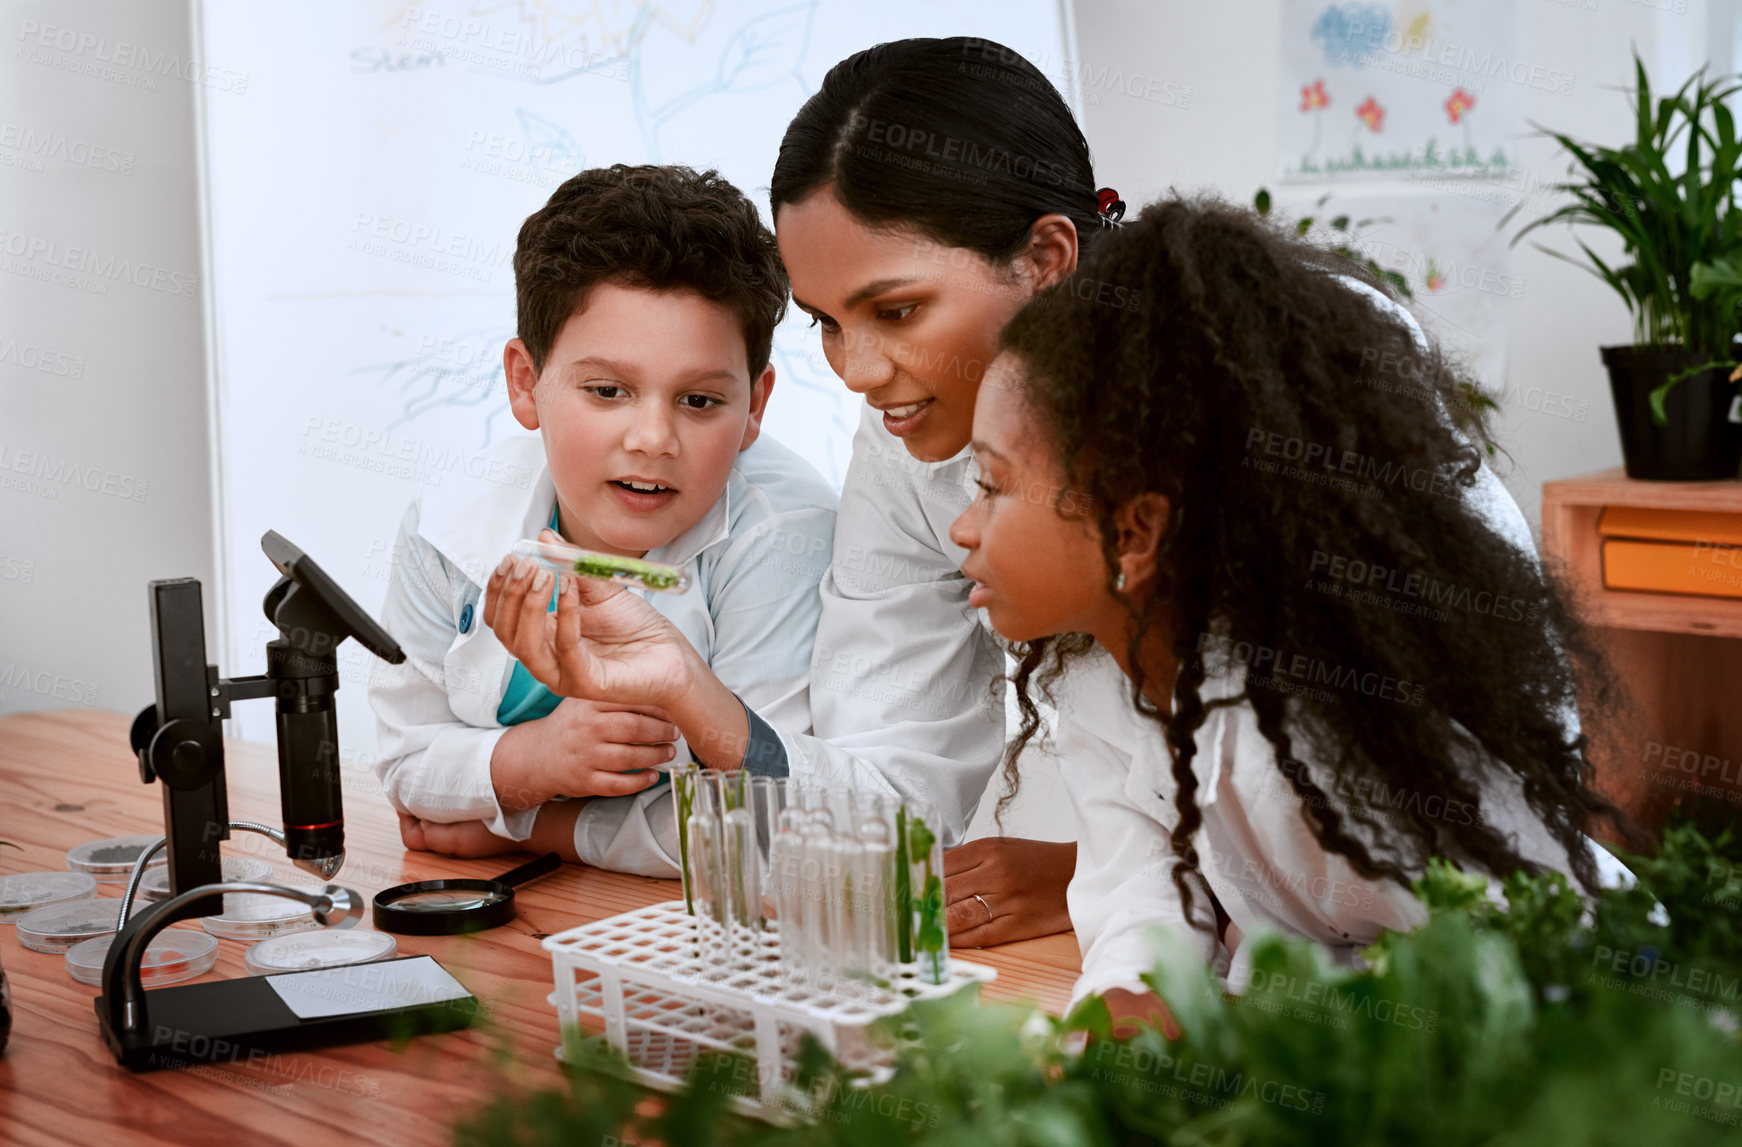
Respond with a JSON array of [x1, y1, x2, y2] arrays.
[[397, 811, 519, 859], [494, 696, 674, 806], [486, 529, 695, 708]]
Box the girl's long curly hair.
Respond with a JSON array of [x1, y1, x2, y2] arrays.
[[996, 196, 1634, 929]]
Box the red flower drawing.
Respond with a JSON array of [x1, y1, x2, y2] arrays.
[[1445, 88, 1476, 124], [1300, 79, 1330, 112], [1356, 96, 1385, 132]]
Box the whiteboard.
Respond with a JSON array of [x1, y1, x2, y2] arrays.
[[198, 0, 1074, 763]]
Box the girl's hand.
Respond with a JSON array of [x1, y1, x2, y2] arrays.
[[1101, 987, 1182, 1040], [485, 528, 696, 707]]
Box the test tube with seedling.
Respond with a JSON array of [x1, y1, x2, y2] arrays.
[[719, 769, 760, 956], [671, 763, 702, 914], [688, 771, 729, 971], [510, 537, 692, 594], [905, 798, 949, 984]]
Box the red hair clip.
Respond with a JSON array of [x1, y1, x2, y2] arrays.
[[1096, 187, 1126, 225]]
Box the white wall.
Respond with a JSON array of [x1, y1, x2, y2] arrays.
[[1070, 0, 1686, 534], [0, 0, 215, 721]]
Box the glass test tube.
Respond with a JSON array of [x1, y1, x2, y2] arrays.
[[720, 768, 760, 960], [797, 787, 837, 991], [855, 792, 900, 984], [827, 787, 868, 982], [904, 797, 950, 984], [770, 800, 806, 978], [688, 770, 729, 971], [670, 763, 701, 914]]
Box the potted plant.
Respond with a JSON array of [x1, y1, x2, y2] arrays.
[[1508, 55, 1742, 480]]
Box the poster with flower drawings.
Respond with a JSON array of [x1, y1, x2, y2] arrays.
[[1279, 0, 1529, 181]]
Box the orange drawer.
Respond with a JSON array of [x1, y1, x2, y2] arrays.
[[1602, 538, 1742, 599]]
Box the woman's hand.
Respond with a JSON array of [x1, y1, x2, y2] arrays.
[[943, 837, 1076, 947], [485, 529, 695, 707]]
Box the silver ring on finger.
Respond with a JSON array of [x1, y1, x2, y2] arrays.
[[973, 893, 994, 926]]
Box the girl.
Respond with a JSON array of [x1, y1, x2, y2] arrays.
[[490, 37, 1113, 945], [946, 197, 1635, 1029]]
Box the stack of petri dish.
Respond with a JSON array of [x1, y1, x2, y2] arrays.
[[65, 929, 219, 987], [137, 855, 274, 902], [65, 835, 163, 884], [0, 871, 98, 920], [16, 899, 126, 954]]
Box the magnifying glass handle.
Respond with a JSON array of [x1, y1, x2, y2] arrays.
[[496, 852, 563, 888]]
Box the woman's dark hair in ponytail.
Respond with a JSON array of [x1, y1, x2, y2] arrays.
[[771, 37, 1103, 259], [996, 196, 1635, 929]]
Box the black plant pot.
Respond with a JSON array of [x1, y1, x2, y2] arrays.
[[1601, 345, 1742, 480]]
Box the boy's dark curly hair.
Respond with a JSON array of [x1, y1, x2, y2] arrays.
[[513, 164, 788, 378], [996, 196, 1634, 929]]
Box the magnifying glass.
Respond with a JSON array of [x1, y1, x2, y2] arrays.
[[372, 852, 562, 936]]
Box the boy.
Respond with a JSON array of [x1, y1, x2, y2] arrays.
[[368, 164, 835, 875]]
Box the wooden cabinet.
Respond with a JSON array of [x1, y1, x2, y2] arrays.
[[1541, 468, 1742, 837]]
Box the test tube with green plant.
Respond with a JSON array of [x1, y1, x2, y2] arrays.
[[720, 768, 760, 945], [906, 805, 948, 985], [671, 764, 700, 914], [510, 538, 692, 594]]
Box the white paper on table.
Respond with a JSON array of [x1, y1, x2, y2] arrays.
[[264, 955, 472, 1020]]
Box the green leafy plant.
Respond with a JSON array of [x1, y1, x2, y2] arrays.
[[1505, 53, 1742, 422], [1255, 187, 1414, 300], [459, 817, 1742, 1145]]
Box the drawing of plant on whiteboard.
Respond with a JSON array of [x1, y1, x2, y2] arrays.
[[525, 0, 819, 160]]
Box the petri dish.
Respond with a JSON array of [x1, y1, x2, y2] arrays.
[[16, 899, 125, 954], [0, 871, 98, 919], [201, 882, 321, 940], [244, 929, 397, 975], [66, 834, 163, 882], [65, 928, 219, 987], [138, 856, 275, 902]]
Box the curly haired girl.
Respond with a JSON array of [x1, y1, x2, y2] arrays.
[[948, 195, 1636, 1032]]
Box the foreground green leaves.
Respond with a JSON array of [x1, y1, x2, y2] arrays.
[[457, 819, 1742, 1146]]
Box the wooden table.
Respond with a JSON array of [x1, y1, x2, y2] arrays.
[[0, 710, 1082, 1146]]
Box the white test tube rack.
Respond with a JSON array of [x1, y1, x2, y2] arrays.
[[543, 900, 995, 1123]]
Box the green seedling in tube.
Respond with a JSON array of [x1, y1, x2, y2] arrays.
[[672, 765, 699, 913], [908, 815, 947, 984], [721, 771, 758, 932], [510, 538, 691, 594]]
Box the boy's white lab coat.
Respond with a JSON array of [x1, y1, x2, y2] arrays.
[[366, 430, 836, 876]]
